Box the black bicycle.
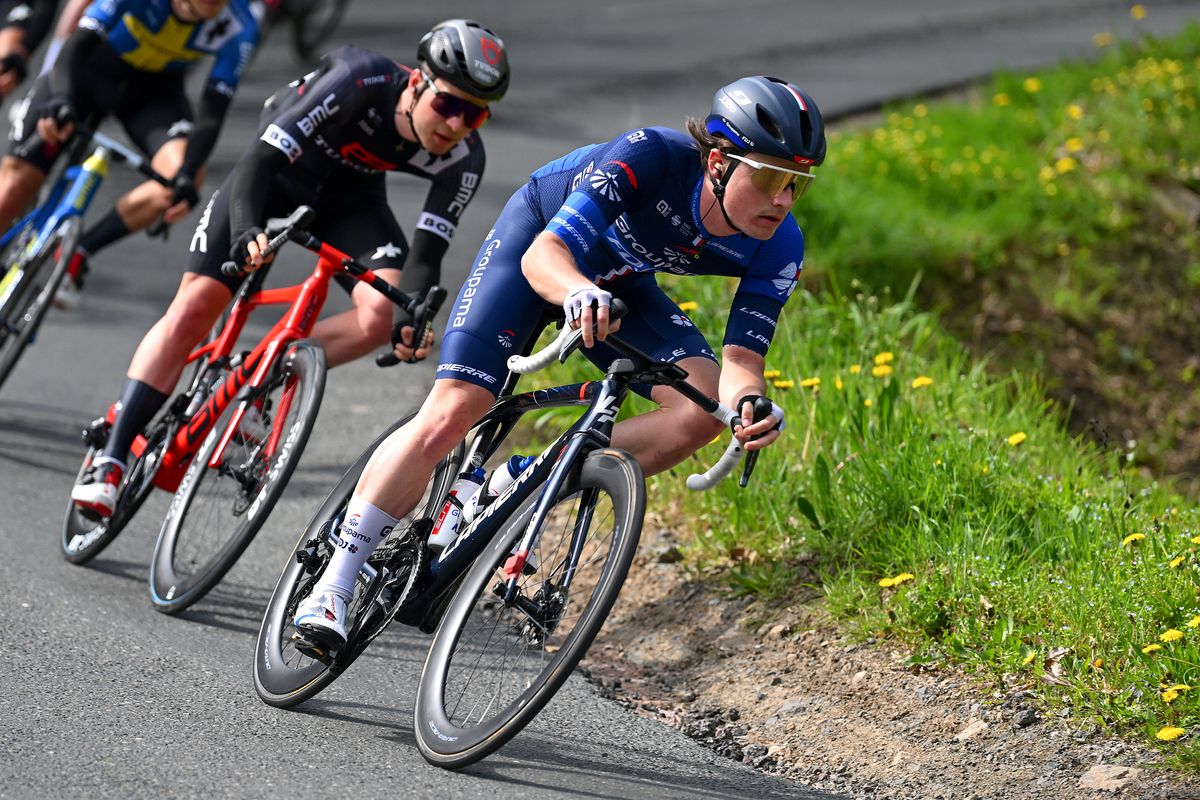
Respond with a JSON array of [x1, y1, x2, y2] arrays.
[[252, 302, 763, 768]]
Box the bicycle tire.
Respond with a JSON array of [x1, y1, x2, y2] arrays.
[[414, 448, 644, 769], [60, 419, 172, 564], [289, 0, 350, 61], [253, 410, 461, 708], [149, 340, 326, 615], [0, 216, 80, 390]]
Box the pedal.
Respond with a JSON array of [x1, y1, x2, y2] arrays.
[[291, 630, 336, 663], [81, 416, 110, 448]]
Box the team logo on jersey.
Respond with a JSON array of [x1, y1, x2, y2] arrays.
[[670, 314, 694, 327], [588, 171, 622, 202], [198, 7, 242, 51], [497, 329, 515, 348], [662, 248, 690, 267], [771, 262, 802, 296]]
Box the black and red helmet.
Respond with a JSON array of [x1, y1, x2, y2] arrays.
[[417, 19, 510, 102], [705, 76, 826, 166]]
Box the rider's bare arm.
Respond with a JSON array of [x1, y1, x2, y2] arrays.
[[521, 232, 616, 346]]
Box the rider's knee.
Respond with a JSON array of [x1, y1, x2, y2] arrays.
[[415, 385, 489, 455], [161, 295, 219, 345]]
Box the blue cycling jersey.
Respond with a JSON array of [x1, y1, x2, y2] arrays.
[[80, 0, 259, 96], [532, 126, 804, 354]]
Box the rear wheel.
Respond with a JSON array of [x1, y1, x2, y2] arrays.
[[149, 341, 326, 615], [414, 449, 644, 769], [0, 216, 81, 390], [253, 411, 462, 708], [60, 418, 172, 564]]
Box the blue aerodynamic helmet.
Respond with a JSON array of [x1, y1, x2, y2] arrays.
[[705, 76, 826, 166]]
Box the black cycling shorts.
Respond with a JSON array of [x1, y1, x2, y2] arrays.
[[8, 67, 192, 172], [186, 169, 409, 295]]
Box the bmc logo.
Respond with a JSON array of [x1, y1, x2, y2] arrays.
[[297, 93, 340, 136]]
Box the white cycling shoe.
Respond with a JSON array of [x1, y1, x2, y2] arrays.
[[293, 590, 349, 649]]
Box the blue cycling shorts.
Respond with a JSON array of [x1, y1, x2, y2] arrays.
[[436, 188, 716, 397]]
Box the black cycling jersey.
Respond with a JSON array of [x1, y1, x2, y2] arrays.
[[191, 45, 488, 299]]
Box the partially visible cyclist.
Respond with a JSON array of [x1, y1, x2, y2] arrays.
[[0, 0, 261, 308], [0, 0, 58, 98], [71, 19, 511, 518], [289, 75, 825, 649]]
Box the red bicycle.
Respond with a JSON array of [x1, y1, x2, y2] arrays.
[[59, 206, 444, 618]]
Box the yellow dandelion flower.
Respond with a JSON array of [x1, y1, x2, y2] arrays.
[[849, 364, 862, 375], [1131, 4, 1147, 20], [1161, 629, 1185, 643], [1066, 137, 1084, 152], [981, 464, 990, 475], [914, 103, 927, 118], [878, 576, 895, 588], [1189, 535, 1200, 544], [1038, 165, 1056, 182], [1067, 104, 1085, 120], [892, 573, 914, 585], [835, 376, 844, 390], [1123, 533, 1146, 546], [1142, 643, 1163, 654], [879, 573, 913, 588], [911, 376, 934, 389], [1007, 432, 1027, 447], [677, 301, 699, 312], [1163, 689, 1180, 703], [874, 352, 894, 365], [864, 399, 873, 408], [1171, 556, 1187, 568], [1169, 684, 1194, 693], [872, 364, 893, 378], [1092, 658, 1104, 669], [1157, 726, 1187, 741], [1093, 32, 1114, 47], [993, 92, 1011, 107], [1023, 77, 1042, 93], [800, 377, 820, 388], [935, 458, 943, 466], [1022, 651, 1036, 666], [773, 379, 795, 390], [763, 369, 781, 379], [1056, 242, 1071, 257], [1188, 616, 1200, 628], [1055, 156, 1077, 174]]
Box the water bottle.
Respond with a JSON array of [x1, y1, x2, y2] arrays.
[[485, 454, 534, 499], [428, 467, 485, 551]]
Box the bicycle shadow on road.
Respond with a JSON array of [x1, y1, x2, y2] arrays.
[[0, 399, 93, 476]]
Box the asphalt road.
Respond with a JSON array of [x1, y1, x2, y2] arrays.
[[3, 2, 1200, 798]]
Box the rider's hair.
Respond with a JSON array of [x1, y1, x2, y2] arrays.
[[685, 117, 737, 163]]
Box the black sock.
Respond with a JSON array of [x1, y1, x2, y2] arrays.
[[102, 379, 169, 465], [80, 209, 132, 256]]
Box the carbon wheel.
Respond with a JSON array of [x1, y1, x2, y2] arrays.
[[253, 411, 462, 707], [149, 341, 326, 614], [414, 449, 644, 769]]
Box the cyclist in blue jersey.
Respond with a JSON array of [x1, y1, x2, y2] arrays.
[[71, 20, 511, 519], [289, 75, 826, 649], [0, 0, 260, 307]]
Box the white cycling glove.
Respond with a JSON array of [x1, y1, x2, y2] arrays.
[[563, 283, 612, 325]]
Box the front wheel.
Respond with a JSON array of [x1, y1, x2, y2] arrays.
[[0, 216, 81, 390], [414, 449, 645, 769], [253, 411, 462, 708], [149, 340, 326, 615]]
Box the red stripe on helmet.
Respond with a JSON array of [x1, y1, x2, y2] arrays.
[[784, 84, 808, 111]]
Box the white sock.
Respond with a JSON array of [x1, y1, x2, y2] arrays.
[[313, 495, 401, 601]]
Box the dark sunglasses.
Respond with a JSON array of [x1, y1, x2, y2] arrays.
[[420, 72, 490, 129]]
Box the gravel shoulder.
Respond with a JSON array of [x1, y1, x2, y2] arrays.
[[583, 523, 1200, 799]]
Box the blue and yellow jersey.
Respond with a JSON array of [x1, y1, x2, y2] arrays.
[[80, 0, 259, 95]]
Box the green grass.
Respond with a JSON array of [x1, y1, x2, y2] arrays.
[[513, 24, 1200, 765]]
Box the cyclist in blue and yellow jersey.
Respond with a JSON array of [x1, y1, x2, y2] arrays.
[[0, 0, 260, 307], [289, 75, 826, 649], [71, 20, 510, 519]]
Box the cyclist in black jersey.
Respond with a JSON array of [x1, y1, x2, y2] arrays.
[[0, 0, 261, 308], [71, 19, 512, 519]]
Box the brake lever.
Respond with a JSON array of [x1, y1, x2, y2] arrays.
[[737, 396, 775, 488], [375, 286, 448, 367]]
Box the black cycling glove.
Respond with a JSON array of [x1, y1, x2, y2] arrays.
[[36, 94, 73, 126], [229, 226, 265, 265], [0, 52, 28, 83], [170, 173, 199, 210]]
